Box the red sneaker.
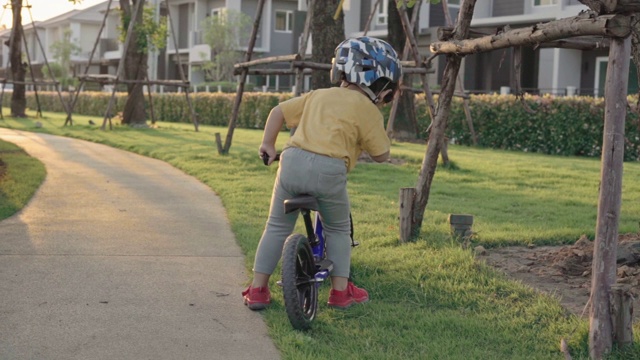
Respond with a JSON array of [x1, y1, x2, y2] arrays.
[[327, 282, 369, 309], [242, 286, 271, 310]]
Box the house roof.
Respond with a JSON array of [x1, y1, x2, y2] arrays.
[[2, 0, 110, 30], [39, 0, 110, 26]]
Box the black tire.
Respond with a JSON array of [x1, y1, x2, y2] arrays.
[[281, 233, 318, 330]]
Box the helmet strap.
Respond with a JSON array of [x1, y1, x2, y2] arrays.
[[362, 86, 379, 103], [371, 80, 392, 104]]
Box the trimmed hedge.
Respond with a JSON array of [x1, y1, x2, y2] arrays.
[[445, 94, 640, 161], [6, 91, 640, 160]]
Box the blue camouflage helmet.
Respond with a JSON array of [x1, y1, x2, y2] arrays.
[[330, 36, 402, 103]]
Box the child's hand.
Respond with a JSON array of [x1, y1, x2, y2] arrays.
[[259, 144, 277, 166]]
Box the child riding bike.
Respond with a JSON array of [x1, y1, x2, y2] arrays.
[[243, 36, 402, 310]]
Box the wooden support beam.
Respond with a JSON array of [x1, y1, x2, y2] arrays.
[[66, 0, 113, 126], [439, 26, 612, 50], [437, 27, 493, 41], [9, 80, 60, 86], [221, 0, 266, 154], [77, 75, 191, 87], [396, 1, 436, 118], [294, 0, 314, 96], [589, 35, 630, 360], [401, 86, 469, 99], [539, 37, 611, 50], [234, 54, 300, 69], [430, 13, 631, 55], [442, 0, 477, 146], [245, 69, 312, 76], [238, 60, 430, 76]]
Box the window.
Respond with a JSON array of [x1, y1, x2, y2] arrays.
[[533, 0, 558, 6], [448, 0, 461, 6], [211, 8, 225, 23], [376, 0, 388, 26], [275, 10, 293, 32], [594, 57, 639, 97]]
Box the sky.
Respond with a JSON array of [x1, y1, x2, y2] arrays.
[[0, 0, 106, 29]]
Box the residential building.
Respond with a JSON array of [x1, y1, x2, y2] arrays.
[[458, 0, 615, 96], [345, 0, 636, 97], [0, 1, 109, 86], [0, 0, 634, 96], [162, 0, 299, 91]]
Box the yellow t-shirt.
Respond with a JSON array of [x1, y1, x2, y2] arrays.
[[279, 87, 390, 172]]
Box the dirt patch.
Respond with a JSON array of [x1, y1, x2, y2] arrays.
[[481, 234, 640, 319]]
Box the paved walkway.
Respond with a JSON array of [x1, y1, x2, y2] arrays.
[[0, 129, 280, 360]]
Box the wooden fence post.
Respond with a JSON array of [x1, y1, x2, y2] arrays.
[[610, 284, 634, 348], [399, 187, 416, 242]]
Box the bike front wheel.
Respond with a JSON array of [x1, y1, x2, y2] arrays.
[[281, 233, 318, 330]]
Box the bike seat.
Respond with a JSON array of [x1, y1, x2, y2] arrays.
[[284, 195, 319, 214]]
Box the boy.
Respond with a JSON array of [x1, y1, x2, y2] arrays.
[[243, 37, 402, 310]]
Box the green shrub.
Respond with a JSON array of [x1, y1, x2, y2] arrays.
[[9, 91, 640, 160], [446, 94, 640, 161]]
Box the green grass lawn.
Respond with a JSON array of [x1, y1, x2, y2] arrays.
[[1, 110, 639, 359], [0, 138, 46, 219]]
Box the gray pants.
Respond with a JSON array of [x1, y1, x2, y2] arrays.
[[253, 147, 352, 277]]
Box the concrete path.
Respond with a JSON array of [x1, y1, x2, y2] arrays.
[[0, 129, 280, 360]]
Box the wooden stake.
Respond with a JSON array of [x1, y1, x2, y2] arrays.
[[610, 284, 634, 348], [399, 187, 415, 242]]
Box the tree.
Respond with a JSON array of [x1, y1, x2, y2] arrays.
[[9, 0, 26, 117], [199, 9, 252, 83], [7, 0, 86, 117], [311, 0, 345, 89], [118, 0, 166, 127]]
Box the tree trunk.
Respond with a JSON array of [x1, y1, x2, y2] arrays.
[[387, 0, 418, 139], [311, 0, 344, 90], [631, 22, 640, 117], [120, 0, 148, 127], [589, 35, 630, 360], [430, 13, 631, 55], [410, 0, 477, 239], [10, 0, 26, 117]]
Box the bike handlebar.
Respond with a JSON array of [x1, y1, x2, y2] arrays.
[[262, 152, 281, 166]]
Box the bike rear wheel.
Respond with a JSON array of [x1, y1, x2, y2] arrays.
[[281, 233, 318, 330]]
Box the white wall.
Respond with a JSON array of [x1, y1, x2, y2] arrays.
[[472, 0, 493, 19], [343, 0, 361, 38], [537, 48, 555, 93], [553, 48, 581, 91]]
